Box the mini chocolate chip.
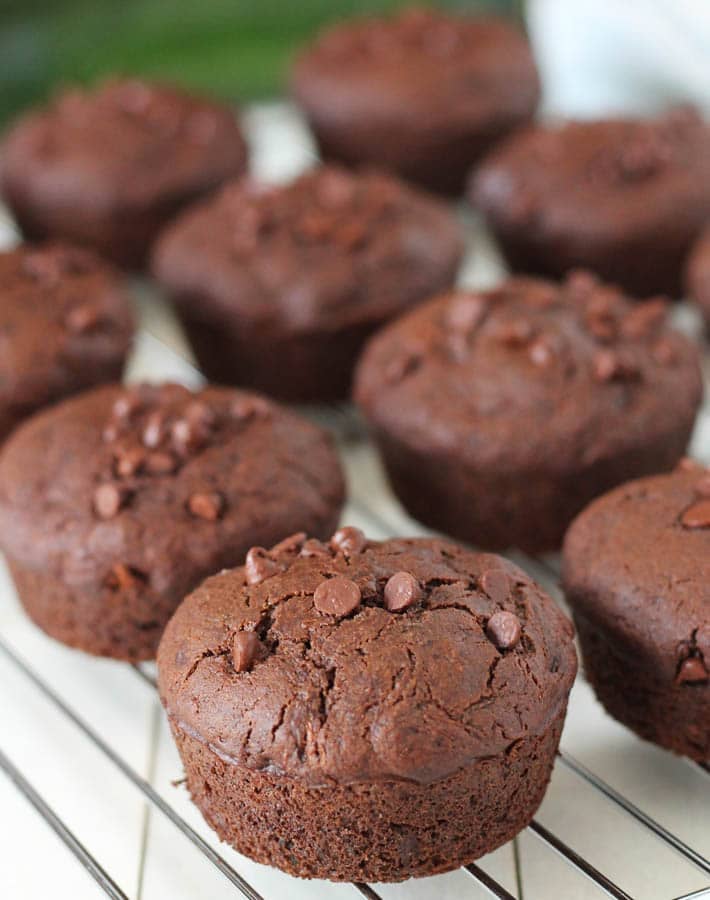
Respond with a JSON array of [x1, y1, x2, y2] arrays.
[[142, 411, 165, 448], [480, 569, 510, 606], [495, 320, 534, 347], [486, 610, 522, 651], [144, 451, 177, 474], [102, 424, 120, 444], [184, 400, 217, 429], [445, 294, 488, 334], [695, 475, 710, 498], [384, 354, 420, 384], [680, 499, 710, 529], [233, 631, 261, 673], [528, 337, 554, 367], [114, 446, 145, 478], [171, 418, 209, 456], [592, 350, 620, 382], [585, 312, 617, 342], [66, 303, 101, 334], [314, 576, 361, 618], [245, 547, 280, 585], [106, 563, 141, 591], [384, 571, 423, 612], [675, 656, 709, 684], [231, 395, 271, 422], [112, 392, 143, 422], [652, 338, 677, 366], [300, 538, 332, 558], [620, 298, 668, 339], [93, 483, 127, 519], [270, 532, 307, 555], [565, 270, 598, 298], [330, 526, 367, 556], [187, 491, 224, 521]]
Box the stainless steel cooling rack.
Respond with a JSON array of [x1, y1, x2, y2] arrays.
[[0, 102, 708, 900]]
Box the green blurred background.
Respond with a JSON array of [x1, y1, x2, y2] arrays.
[[0, 0, 519, 125]]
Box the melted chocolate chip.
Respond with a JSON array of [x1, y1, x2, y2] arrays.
[[270, 532, 307, 555], [675, 656, 709, 684], [383, 571, 422, 611], [187, 491, 224, 521], [114, 446, 145, 478], [66, 303, 102, 334], [231, 396, 271, 422], [245, 547, 280, 585], [620, 298, 667, 339], [144, 451, 177, 474], [480, 569, 510, 606], [142, 410, 166, 448], [232, 631, 261, 673], [445, 294, 488, 334], [313, 576, 361, 618], [680, 499, 710, 529], [330, 526, 367, 556], [300, 538, 331, 558], [93, 483, 128, 519], [486, 610, 522, 650]]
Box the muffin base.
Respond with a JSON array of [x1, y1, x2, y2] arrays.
[[8, 560, 177, 661], [371, 425, 694, 554], [176, 309, 383, 404], [574, 613, 709, 763], [169, 711, 566, 882]]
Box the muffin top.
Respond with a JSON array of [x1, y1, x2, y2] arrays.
[[0, 243, 133, 427], [354, 273, 703, 472], [1, 79, 248, 213], [471, 110, 710, 253], [686, 225, 710, 325], [0, 383, 344, 593], [157, 531, 577, 787], [291, 9, 538, 128], [562, 462, 710, 685], [151, 165, 462, 333]]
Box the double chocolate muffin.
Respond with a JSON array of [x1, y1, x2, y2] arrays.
[[0, 242, 133, 441], [0, 79, 248, 267], [355, 273, 703, 553], [0, 383, 344, 660], [291, 8, 539, 195], [152, 166, 462, 402], [158, 531, 577, 881], [685, 226, 710, 332], [471, 109, 710, 296], [563, 462, 709, 762]]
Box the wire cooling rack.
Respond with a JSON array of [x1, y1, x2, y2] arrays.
[[0, 103, 708, 900]]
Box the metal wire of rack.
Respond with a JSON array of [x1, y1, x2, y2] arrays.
[[0, 373, 708, 900]]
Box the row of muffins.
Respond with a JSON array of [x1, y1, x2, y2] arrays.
[[0, 4, 707, 886]]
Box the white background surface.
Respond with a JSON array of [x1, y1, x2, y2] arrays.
[[0, 104, 708, 900]]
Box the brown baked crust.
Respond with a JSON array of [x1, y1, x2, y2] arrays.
[[0, 243, 134, 441], [0, 383, 344, 659], [471, 109, 710, 296], [0, 79, 248, 267], [562, 463, 710, 761], [151, 166, 463, 402], [157, 533, 576, 880], [685, 225, 710, 332], [354, 273, 703, 553], [291, 9, 539, 195]]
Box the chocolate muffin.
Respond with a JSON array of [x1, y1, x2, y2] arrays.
[[0, 383, 344, 660], [685, 225, 710, 332], [152, 166, 462, 402], [157, 531, 577, 881], [0, 242, 134, 441], [291, 9, 539, 195], [0, 79, 248, 267], [354, 273, 703, 553], [562, 462, 710, 762], [471, 109, 710, 296]]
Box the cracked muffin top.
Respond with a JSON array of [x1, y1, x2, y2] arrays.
[[157, 530, 577, 787], [562, 461, 710, 685], [0, 382, 344, 593]]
